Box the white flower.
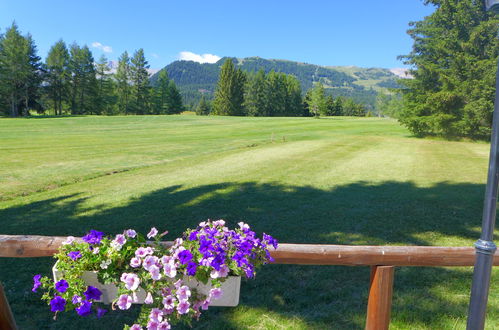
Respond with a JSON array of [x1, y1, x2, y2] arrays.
[[62, 236, 75, 245], [147, 227, 158, 239], [100, 259, 112, 269]]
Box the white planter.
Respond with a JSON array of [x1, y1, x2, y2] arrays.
[[52, 263, 240, 306]]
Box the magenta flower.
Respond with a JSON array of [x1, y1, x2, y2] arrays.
[[76, 300, 92, 316], [68, 251, 82, 260], [55, 279, 69, 293], [130, 325, 143, 330], [157, 321, 171, 330], [32, 274, 42, 292], [162, 295, 175, 309], [117, 294, 132, 310], [177, 300, 190, 314], [147, 320, 159, 329], [50, 296, 66, 312], [147, 227, 158, 239]]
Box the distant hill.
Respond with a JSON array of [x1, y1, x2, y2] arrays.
[[150, 56, 402, 108]]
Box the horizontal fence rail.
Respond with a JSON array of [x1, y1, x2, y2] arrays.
[[1, 234, 499, 266]]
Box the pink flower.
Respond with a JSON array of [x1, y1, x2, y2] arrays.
[[198, 221, 208, 227], [143, 256, 159, 271], [149, 265, 162, 281], [130, 257, 141, 268], [176, 285, 191, 301], [114, 234, 126, 245], [209, 288, 223, 300], [121, 273, 140, 291], [147, 320, 159, 330], [174, 279, 183, 290], [130, 324, 143, 330], [145, 246, 154, 255], [213, 219, 225, 227], [144, 292, 153, 304], [160, 255, 174, 265], [147, 227, 158, 239], [62, 236, 75, 245], [162, 295, 176, 309], [163, 263, 177, 278], [117, 294, 132, 310], [177, 300, 190, 314], [149, 308, 163, 322], [125, 229, 137, 238], [210, 264, 229, 278], [135, 247, 148, 258], [202, 299, 211, 310], [157, 322, 171, 330]]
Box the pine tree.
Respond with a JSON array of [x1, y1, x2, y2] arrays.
[[212, 59, 246, 116], [265, 71, 287, 116], [244, 69, 267, 116], [0, 22, 42, 116], [165, 80, 183, 114], [95, 54, 115, 115], [116, 51, 131, 114], [398, 0, 499, 138], [68, 44, 98, 114], [153, 70, 169, 114], [196, 95, 211, 115], [130, 48, 150, 114], [45, 40, 69, 115], [283, 74, 303, 116]]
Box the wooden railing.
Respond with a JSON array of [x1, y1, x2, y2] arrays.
[[1, 234, 499, 330]]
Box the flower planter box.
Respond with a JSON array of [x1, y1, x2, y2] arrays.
[[52, 263, 240, 306]]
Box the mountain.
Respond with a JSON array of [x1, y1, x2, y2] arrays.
[[150, 56, 403, 108]]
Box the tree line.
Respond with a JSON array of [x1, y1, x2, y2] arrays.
[[0, 22, 184, 117], [196, 59, 368, 117]]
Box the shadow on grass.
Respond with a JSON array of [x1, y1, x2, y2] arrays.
[[0, 181, 493, 329]]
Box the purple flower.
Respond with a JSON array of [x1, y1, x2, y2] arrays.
[[76, 300, 92, 316], [32, 274, 42, 292], [130, 325, 143, 330], [147, 227, 158, 239], [263, 233, 278, 249], [178, 250, 193, 265], [176, 285, 191, 301], [177, 300, 190, 314], [97, 307, 107, 318], [68, 251, 82, 260], [124, 229, 137, 238], [82, 230, 104, 245], [209, 287, 223, 300], [188, 231, 198, 241], [55, 279, 69, 293], [144, 292, 153, 304], [149, 308, 164, 322], [50, 296, 66, 312], [186, 261, 197, 276], [121, 273, 140, 291], [117, 294, 132, 310], [130, 257, 141, 268], [84, 286, 102, 301], [72, 295, 82, 304]]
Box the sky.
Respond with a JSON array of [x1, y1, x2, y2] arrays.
[[0, 0, 435, 70]]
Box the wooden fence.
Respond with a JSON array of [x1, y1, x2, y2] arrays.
[[1, 234, 499, 330]]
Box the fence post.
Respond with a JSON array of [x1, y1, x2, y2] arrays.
[[0, 282, 17, 330], [365, 265, 395, 330]]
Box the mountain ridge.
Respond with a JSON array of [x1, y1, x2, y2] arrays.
[[150, 56, 404, 108]]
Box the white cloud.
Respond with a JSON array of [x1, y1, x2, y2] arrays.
[[91, 41, 113, 53], [178, 51, 221, 64]]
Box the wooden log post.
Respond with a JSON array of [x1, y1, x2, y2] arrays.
[[365, 266, 395, 330], [0, 283, 17, 330]]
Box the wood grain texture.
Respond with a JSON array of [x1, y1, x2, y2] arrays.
[[1, 235, 498, 266], [0, 283, 17, 330], [365, 266, 395, 330]]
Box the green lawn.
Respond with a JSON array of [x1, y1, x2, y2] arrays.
[[0, 115, 498, 329]]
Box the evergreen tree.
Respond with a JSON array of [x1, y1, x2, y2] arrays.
[[196, 95, 211, 115], [265, 71, 287, 116], [165, 80, 183, 114], [244, 69, 267, 116], [342, 98, 366, 116], [283, 74, 303, 116], [398, 0, 499, 138], [95, 54, 115, 115], [45, 40, 69, 115], [0, 22, 42, 117], [130, 48, 150, 114], [153, 70, 169, 114], [68, 44, 98, 114], [212, 59, 246, 116], [115, 51, 131, 114], [309, 82, 327, 117]]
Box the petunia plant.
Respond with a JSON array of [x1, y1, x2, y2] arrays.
[[32, 220, 278, 330]]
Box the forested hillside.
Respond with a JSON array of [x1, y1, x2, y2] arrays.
[[150, 57, 401, 107]]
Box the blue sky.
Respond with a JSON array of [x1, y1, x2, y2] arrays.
[[0, 0, 434, 69]]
